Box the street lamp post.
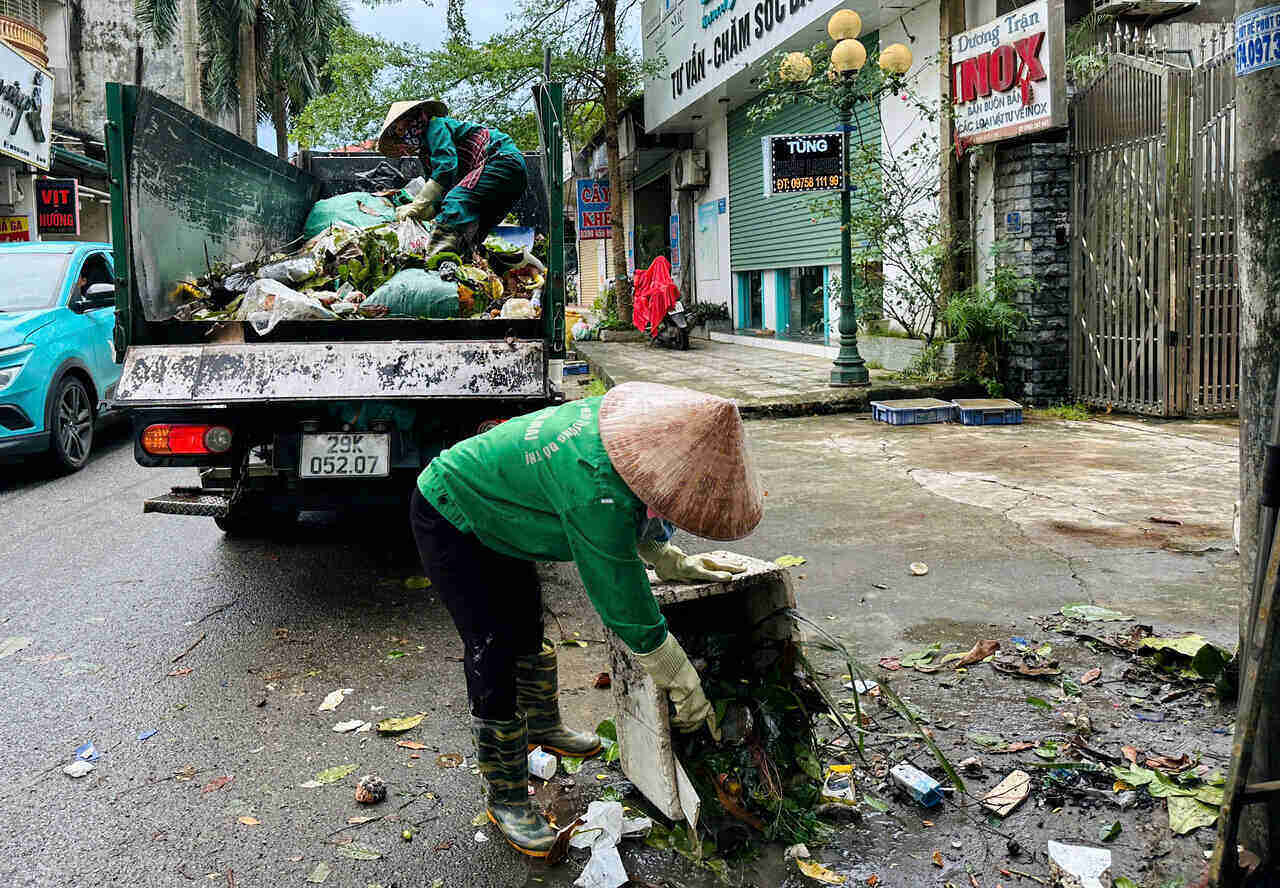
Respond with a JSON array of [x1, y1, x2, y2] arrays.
[[778, 10, 913, 388]]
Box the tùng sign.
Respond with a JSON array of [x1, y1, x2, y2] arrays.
[[950, 0, 1066, 145]]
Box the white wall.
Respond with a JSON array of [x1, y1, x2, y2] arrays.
[[692, 114, 731, 308]]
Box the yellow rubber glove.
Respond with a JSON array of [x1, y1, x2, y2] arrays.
[[395, 178, 444, 222], [636, 540, 748, 583], [634, 634, 721, 740]]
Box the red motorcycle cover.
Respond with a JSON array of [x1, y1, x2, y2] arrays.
[[631, 256, 680, 338]]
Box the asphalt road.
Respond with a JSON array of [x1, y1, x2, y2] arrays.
[[0, 412, 1243, 888]]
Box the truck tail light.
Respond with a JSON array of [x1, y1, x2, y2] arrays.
[[476, 418, 507, 436], [141, 424, 233, 455]]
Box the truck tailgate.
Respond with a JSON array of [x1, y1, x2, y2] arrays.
[[114, 340, 545, 405]]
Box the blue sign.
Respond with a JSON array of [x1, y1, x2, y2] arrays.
[[1005, 211, 1024, 235], [575, 178, 611, 240], [1236, 5, 1280, 76], [717, 197, 726, 214], [669, 213, 681, 277]]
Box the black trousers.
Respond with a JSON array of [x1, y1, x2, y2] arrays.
[[410, 489, 544, 719]]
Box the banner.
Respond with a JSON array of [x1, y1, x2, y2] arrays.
[[0, 215, 30, 242], [35, 178, 80, 235], [0, 39, 53, 170], [763, 132, 845, 196], [950, 0, 1066, 145], [576, 178, 612, 240]]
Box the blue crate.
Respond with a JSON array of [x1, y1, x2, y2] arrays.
[[870, 398, 957, 426], [563, 361, 590, 376], [952, 398, 1024, 426]]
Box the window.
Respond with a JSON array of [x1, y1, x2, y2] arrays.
[[74, 254, 113, 303], [738, 271, 763, 329], [791, 266, 825, 339]]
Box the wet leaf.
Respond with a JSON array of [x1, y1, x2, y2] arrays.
[[1195, 784, 1225, 806], [1114, 879, 1140, 888], [1034, 741, 1061, 760], [878, 657, 902, 671], [797, 859, 846, 884], [318, 688, 353, 712], [595, 719, 618, 743], [1138, 635, 1231, 679], [1145, 754, 1192, 772], [376, 713, 425, 734], [471, 812, 489, 826], [306, 862, 331, 883], [862, 794, 889, 812], [404, 576, 432, 589], [954, 639, 1000, 668], [562, 757, 584, 774], [396, 740, 428, 750], [1060, 603, 1133, 621], [932, 850, 944, 867], [1122, 746, 1140, 764], [900, 643, 942, 668], [560, 639, 589, 648], [435, 753, 464, 768], [1026, 696, 1052, 711], [1111, 764, 1157, 787], [237, 816, 260, 826], [1100, 820, 1121, 841], [775, 555, 807, 568], [337, 841, 383, 860], [1080, 667, 1102, 685], [1061, 678, 1083, 697], [1168, 795, 1219, 834], [201, 775, 233, 793], [314, 764, 357, 784], [386, 650, 407, 659]]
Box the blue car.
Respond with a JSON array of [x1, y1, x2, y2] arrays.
[[0, 242, 121, 471]]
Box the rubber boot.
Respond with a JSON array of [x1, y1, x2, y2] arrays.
[[472, 715, 557, 857], [424, 226, 463, 268], [517, 640, 603, 758]]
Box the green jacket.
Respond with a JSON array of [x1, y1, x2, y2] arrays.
[[416, 397, 667, 654], [423, 116, 522, 192]]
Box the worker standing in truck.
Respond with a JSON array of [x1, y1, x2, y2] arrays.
[[377, 99, 528, 263], [410, 381, 763, 857]]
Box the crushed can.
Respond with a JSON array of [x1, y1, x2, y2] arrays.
[[820, 764, 858, 806], [527, 746, 557, 781], [889, 762, 943, 807]]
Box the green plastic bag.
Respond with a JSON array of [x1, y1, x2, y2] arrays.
[[303, 192, 396, 238], [365, 269, 460, 318]]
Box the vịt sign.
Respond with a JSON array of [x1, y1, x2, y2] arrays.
[[35, 178, 80, 236], [950, 0, 1066, 146], [0, 38, 53, 170]]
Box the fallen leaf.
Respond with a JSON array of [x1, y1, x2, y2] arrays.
[[954, 639, 1000, 668], [1026, 696, 1052, 711], [878, 657, 902, 671], [167, 667, 192, 677], [560, 639, 589, 648], [1148, 516, 1183, 526], [1060, 603, 1133, 621], [306, 862, 331, 883], [798, 859, 846, 884], [561, 757, 584, 775], [386, 650, 407, 659], [593, 672, 612, 689], [1080, 667, 1102, 685], [471, 812, 489, 827], [313, 764, 357, 784], [337, 841, 383, 860], [237, 817, 259, 826], [1168, 795, 1219, 834], [347, 816, 377, 824], [202, 775, 233, 793], [0, 636, 33, 659], [862, 794, 889, 812], [901, 643, 941, 668], [932, 850, 944, 868], [397, 740, 428, 750], [317, 688, 353, 712], [994, 656, 1062, 678], [776, 555, 807, 568], [436, 753, 464, 769], [376, 713, 425, 734], [868, 877, 879, 887], [404, 576, 432, 589], [1145, 754, 1192, 772], [332, 720, 366, 733], [1100, 820, 1121, 842], [174, 764, 198, 781], [1004, 742, 1036, 753]]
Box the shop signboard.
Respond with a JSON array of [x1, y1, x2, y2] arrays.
[[642, 0, 840, 129], [1235, 4, 1280, 76], [35, 178, 80, 236], [0, 39, 53, 170], [670, 213, 681, 278], [576, 178, 612, 240], [0, 215, 30, 242], [696, 200, 720, 280], [950, 0, 1066, 145], [762, 131, 844, 195]]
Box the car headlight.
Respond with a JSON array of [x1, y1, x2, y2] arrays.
[[0, 363, 23, 392], [0, 345, 33, 393]]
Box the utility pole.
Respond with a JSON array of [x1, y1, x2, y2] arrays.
[[236, 16, 258, 143], [1212, 0, 1280, 877], [181, 0, 202, 115]]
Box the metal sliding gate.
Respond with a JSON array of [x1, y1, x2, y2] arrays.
[[1069, 28, 1238, 416]]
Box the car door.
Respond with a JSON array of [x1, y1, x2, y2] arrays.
[[69, 251, 121, 403]]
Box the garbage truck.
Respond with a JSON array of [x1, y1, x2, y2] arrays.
[[104, 82, 568, 535]]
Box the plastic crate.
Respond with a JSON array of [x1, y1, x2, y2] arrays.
[[870, 398, 956, 425], [952, 398, 1024, 426], [563, 361, 590, 376]]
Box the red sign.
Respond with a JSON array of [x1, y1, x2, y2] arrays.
[[576, 178, 612, 240], [0, 215, 29, 242], [34, 178, 79, 236]]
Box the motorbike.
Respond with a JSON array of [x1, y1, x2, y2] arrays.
[[652, 300, 691, 350]]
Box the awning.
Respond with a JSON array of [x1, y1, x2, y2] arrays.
[[52, 146, 108, 177]]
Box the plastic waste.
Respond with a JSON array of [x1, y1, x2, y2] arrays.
[[820, 765, 857, 805], [528, 747, 557, 780], [354, 160, 412, 192], [237, 280, 337, 335], [365, 269, 460, 319], [574, 845, 626, 888], [303, 192, 396, 238], [500, 298, 537, 319], [1046, 840, 1111, 888], [572, 320, 590, 341], [258, 256, 318, 285], [74, 741, 100, 762], [393, 218, 431, 254], [63, 760, 95, 778], [889, 762, 943, 807]]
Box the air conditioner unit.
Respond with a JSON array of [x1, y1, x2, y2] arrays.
[[673, 149, 709, 190], [0, 167, 16, 205]]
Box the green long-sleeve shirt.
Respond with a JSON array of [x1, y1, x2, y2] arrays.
[[422, 116, 522, 192], [416, 397, 668, 654]]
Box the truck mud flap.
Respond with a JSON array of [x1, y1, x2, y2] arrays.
[[144, 486, 231, 518], [114, 340, 546, 406]]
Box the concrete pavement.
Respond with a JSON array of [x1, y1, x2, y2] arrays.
[[0, 411, 1240, 887]]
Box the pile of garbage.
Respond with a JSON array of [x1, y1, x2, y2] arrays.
[[171, 182, 546, 334]]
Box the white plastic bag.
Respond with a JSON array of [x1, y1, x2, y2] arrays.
[[237, 279, 336, 335], [500, 298, 537, 319], [394, 218, 431, 254], [258, 256, 318, 284]]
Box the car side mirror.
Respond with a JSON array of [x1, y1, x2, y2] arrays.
[[77, 283, 116, 310]]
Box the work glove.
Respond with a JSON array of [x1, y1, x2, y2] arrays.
[[634, 634, 721, 740], [395, 178, 444, 222], [636, 539, 747, 583]]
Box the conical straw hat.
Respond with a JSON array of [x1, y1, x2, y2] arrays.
[[599, 382, 763, 541], [376, 99, 449, 156]]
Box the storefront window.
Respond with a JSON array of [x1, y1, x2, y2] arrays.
[[789, 266, 826, 342], [737, 271, 763, 329]]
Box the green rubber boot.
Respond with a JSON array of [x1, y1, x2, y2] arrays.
[[473, 715, 557, 858], [517, 640, 603, 758]]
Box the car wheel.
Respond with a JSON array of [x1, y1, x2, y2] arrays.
[[50, 376, 94, 472]]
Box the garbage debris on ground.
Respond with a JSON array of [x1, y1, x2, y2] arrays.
[[332, 719, 366, 733], [305, 861, 331, 883], [982, 770, 1032, 817], [566, 801, 659, 888], [375, 713, 425, 734], [528, 746, 558, 780], [890, 763, 943, 807], [909, 562, 929, 576], [0, 636, 32, 659], [354, 774, 387, 804], [169, 204, 548, 325], [63, 760, 95, 778], [1047, 840, 1112, 888], [785, 843, 812, 859], [74, 741, 100, 762], [317, 688, 352, 712], [796, 858, 846, 884]]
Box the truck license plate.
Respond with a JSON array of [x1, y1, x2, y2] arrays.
[[300, 434, 390, 478]]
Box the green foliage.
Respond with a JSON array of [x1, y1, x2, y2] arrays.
[[941, 245, 1033, 394], [1066, 12, 1115, 85], [584, 378, 608, 397], [901, 342, 948, 381], [335, 228, 407, 293], [1035, 402, 1094, 421]]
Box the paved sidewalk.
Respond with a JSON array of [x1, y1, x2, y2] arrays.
[[573, 339, 979, 417]]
